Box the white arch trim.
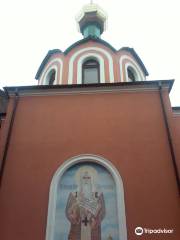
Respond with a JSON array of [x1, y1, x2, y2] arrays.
[[119, 55, 145, 82], [125, 62, 142, 82], [39, 58, 63, 85], [43, 65, 58, 85], [68, 47, 114, 84], [45, 154, 127, 240], [77, 53, 105, 84]]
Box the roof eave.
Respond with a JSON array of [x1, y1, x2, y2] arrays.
[[4, 80, 174, 96]]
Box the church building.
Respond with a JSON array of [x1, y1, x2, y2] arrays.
[[0, 3, 179, 240]]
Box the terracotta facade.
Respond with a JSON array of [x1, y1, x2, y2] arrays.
[[0, 82, 179, 240], [0, 4, 179, 238]]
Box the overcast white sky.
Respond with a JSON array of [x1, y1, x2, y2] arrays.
[[0, 0, 179, 106]]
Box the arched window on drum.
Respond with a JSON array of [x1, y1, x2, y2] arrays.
[[127, 66, 138, 82], [82, 59, 100, 84], [45, 69, 56, 85]]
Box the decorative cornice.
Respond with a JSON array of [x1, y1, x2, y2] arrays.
[[4, 80, 174, 97], [172, 106, 180, 116], [172, 106, 180, 110]]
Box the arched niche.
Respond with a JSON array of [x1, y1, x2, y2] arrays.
[[68, 47, 114, 84], [119, 55, 145, 82], [82, 58, 100, 84], [46, 154, 127, 240], [77, 53, 105, 84], [127, 66, 138, 82], [45, 68, 56, 85]]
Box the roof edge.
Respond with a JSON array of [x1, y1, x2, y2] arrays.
[[172, 106, 180, 112], [4, 80, 174, 96], [64, 36, 117, 54]]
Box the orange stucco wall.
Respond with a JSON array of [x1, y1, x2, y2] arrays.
[[0, 89, 179, 240], [172, 115, 180, 173], [0, 119, 5, 144]]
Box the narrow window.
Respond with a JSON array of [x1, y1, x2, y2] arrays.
[[127, 68, 136, 82], [127, 65, 139, 82], [45, 69, 56, 85], [48, 70, 56, 85], [82, 59, 100, 84]]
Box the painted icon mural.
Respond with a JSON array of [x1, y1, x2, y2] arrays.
[[66, 165, 105, 240], [54, 163, 119, 240]]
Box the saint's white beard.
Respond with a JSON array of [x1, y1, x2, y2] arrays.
[[82, 183, 92, 198]]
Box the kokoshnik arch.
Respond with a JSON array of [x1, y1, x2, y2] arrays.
[[36, 44, 148, 85]]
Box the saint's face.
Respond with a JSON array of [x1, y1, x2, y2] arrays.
[[82, 171, 91, 185]]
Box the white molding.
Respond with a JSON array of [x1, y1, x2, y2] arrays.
[[125, 62, 140, 82], [173, 112, 180, 116], [8, 85, 170, 97], [45, 154, 127, 240], [43, 65, 58, 85], [77, 53, 105, 84], [119, 55, 145, 82], [39, 58, 63, 85], [68, 47, 114, 84]]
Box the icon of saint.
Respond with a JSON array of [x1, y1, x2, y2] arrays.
[[65, 166, 105, 240]]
